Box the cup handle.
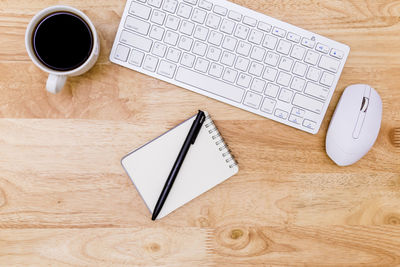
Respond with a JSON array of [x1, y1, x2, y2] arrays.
[[46, 74, 67, 94]]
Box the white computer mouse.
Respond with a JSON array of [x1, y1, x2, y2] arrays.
[[326, 84, 382, 166]]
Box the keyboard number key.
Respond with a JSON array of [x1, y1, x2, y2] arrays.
[[305, 50, 319, 65], [192, 8, 207, 24], [261, 98, 276, 114], [163, 0, 179, 13], [206, 13, 221, 29], [220, 19, 236, 35], [199, 0, 212, 10], [290, 45, 306, 60], [277, 40, 292, 55], [262, 35, 278, 50], [177, 3, 193, 18], [292, 61, 307, 76], [243, 91, 262, 109]]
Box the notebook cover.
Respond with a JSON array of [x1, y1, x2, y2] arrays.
[[121, 111, 239, 219]]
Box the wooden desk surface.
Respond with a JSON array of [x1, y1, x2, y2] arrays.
[[1, 0, 399, 265]]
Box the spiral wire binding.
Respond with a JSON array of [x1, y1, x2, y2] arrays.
[[204, 115, 238, 169]]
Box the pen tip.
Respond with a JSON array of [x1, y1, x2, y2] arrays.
[[151, 214, 157, 221]]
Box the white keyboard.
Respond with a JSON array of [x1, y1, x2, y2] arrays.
[[110, 0, 350, 134]]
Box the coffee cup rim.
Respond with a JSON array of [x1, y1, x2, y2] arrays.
[[25, 5, 98, 76]]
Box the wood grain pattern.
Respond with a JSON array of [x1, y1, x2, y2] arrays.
[[0, 0, 400, 266]]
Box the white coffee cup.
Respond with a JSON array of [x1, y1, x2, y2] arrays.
[[25, 6, 100, 94]]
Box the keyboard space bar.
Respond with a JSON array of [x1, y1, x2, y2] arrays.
[[175, 67, 245, 103]]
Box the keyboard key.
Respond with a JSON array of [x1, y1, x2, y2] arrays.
[[265, 83, 279, 98], [221, 51, 236, 66], [248, 30, 263, 45], [221, 19, 235, 34], [166, 47, 181, 62], [304, 82, 329, 100], [263, 67, 278, 82], [292, 93, 324, 114], [150, 25, 165, 40], [319, 56, 340, 73], [206, 13, 221, 29], [120, 30, 153, 52], [198, 0, 212, 11], [125, 16, 150, 35], [194, 58, 210, 72], [213, 5, 227, 16], [193, 41, 207, 57], [278, 88, 293, 103], [288, 114, 303, 125], [305, 50, 319, 65], [165, 31, 179, 46], [177, 3, 193, 18], [243, 16, 257, 27], [114, 44, 130, 61], [152, 42, 167, 57], [237, 41, 252, 56], [290, 45, 306, 60], [243, 91, 262, 109], [178, 36, 194, 51], [129, 2, 151, 19], [265, 51, 279, 66], [291, 107, 305, 117], [209, 63, 224, 77], [277, 39, 292, 55], [181, 53, 196, 68], [223, 68, 238, 83], [222, 36, 238, 51], [234, 25, 250, 40], [272, 27, 286, 37], [158, 60, 177, 78], [316, 43, 329, 54], [303, 119, 317, 130], [277, 72, 291, 87], [237, 73, 252, 88], [143, 55, 159, 72], [165, 15, 181, 30], [234, 57, 249, 72], [128, 49, 144, 66], [320, 72, 335, 87], [151, 10, 166, 25], [292, 61, 307, 76], [228, 11, 242, 21], [258, 22, 271, 32], [262, 35, 278, 50], [251, 78, 265, 93], [194, 25, 209, 40], [208, 31, 223, 46], [206, 46, 222, 61], [290, 77, 306, 92], [184, 0, 198, 4], [176, 67, 245, 103], [301, 37, 315, 48], [274, 109, 288, 119], [180, 20, 195, 35], [330, 49, 344, 59], [278, 57, 294, 72], [306, 67, 321, 82], [261, 98, 276, 114], [192, 8, 207, 24], [287, 32, 300, 43], [250, 47, 266, 61], [148, 0, 162, 8], [163, 0, 179, 13], [249, 61, 264, 76]]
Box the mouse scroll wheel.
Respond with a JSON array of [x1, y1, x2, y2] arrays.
[[360, 97, 369, 112]]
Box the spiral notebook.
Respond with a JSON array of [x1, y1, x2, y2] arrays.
[[121, 111, 239, 219]]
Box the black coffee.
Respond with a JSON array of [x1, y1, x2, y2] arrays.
[[33, 12, 93, 71]]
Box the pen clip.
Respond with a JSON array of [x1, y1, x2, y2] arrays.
[[191, 111, 205, 144]]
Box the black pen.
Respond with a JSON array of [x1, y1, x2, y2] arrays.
[[152, 110, 206, 220]]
